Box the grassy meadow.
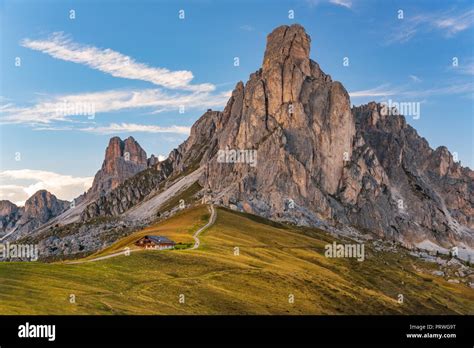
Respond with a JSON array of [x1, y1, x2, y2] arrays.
[[0, 205, 473, 315]]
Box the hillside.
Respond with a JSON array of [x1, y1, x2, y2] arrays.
[[0, 205, 472, 315]]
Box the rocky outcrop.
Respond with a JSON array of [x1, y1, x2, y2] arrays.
[[0, 201, 22, 234], [86, 136, 148, 200], [80, 112, 219, 221], [337, 103, 473, 246], [21, 190, 69, 225], [3, 190, 70, 240], [81, 167, 172, 220]]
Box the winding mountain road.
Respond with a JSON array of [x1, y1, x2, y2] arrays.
[[65, 204, 216, 264]]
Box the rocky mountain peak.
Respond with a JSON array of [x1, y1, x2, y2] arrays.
[[191, 24, 472, 249], [0, 200, 22, 235], [1, 190, 71, 239], [103, 136, 123, 169], [428, 146, 456, 177], [103, 136, 147, 172], [86, 136, 148, 200], [0, 200, 19, 216], [124, 136, 147, 164], [23, 190, 69, 217], [262, 24, 311, 74]]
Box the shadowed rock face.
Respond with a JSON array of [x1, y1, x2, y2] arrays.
[[86, 136, 148, 200], [0, 201, 22, 234], [343, 103, 473, 246]]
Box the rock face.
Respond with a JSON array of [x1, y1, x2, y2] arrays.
[[341, 103, 473, 246], [1, 190, 70, 239], [80, 108, 224, 221], [199, 24, 355, 224], [86, 136, 148, 200], [0, 201, 22, 234], [145, 24, 472, 249], [19, 190, 70, 228], [80, 135, 179, 220], [80, 167, 172, 220], [78, 24, 473, 250]]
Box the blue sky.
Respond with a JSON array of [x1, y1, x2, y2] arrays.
[[0, 0, 473, 205]]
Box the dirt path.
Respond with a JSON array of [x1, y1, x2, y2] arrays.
[[65, 249, 139, 264], [190, 205, 215, 250]]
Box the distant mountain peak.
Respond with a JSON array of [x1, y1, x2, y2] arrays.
[[23, 190, 69, 218], [0, 190, 69, 239], [0, 200, 19, 215], [86, 136, 148, 200]]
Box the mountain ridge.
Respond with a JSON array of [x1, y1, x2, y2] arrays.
[[81, 24, 473, 250], [0, 190, 69, 239], [6, 24, 472, 260]]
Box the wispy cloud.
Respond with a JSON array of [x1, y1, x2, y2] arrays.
[[0, 89, 230, 125], [409, 75, 422, 83], [32, 123, 191, 135], [349, 84, 400, 98], [240, 25, 254, 31], [80, 123, 191, 135], [0, 169, 93, 206], [350, 82, 474, 99], [306, 0, 352, 8], [329, 0, 352, 9], [6, 32, 232, 128], [434, 10, 474, 36], [459, 63, 474, 76], [451, 59, 474, 76], [404, 82, 474, 98], [387, 9, 474, 44], [21, 32, 214, 92]]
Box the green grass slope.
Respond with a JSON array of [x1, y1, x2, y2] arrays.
[[0, 205, 472, 315]]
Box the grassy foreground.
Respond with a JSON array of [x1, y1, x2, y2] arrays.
[[0, 205, 473, 315]]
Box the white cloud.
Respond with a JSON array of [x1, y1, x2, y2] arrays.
[[157, 155, 167, 161], [306, 0, 352, 8], [403, 82, 474, 98], [3, 33, 231, 127], [0, 89, 230, 125], [409, 75, 422, 83], [0, 170, 93, 206], [350, 82, 474, 100], [387, 9, 474, 44], [79, 123, 191, 135], [329, 0, 352, 8], [21, 32, 214, 92], [349, 84, 400, 98], [434, 10, 474, 36]]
